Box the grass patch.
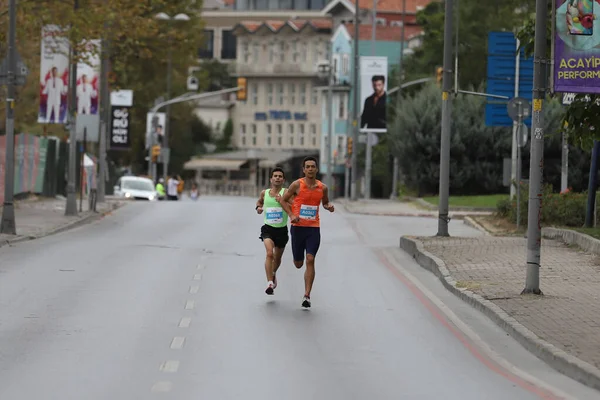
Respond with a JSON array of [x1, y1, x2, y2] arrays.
[[422, 194, 508, 208], [455, 281, 482, 291], [572, 227, 600, 240]]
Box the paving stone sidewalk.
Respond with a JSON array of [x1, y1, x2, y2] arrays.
[[415, 235, 600, 379], [340, 198, 492, 218], [0, 196, 124, 245]]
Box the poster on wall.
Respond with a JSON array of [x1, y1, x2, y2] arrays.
[[359, 56, 388, 133], [554, 0, 600, 93], [38, 25, 70, 124]]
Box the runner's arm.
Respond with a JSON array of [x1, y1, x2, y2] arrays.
[[256, 190, 265, 214], [322, 185, 335, 212], [280, 181, 299, 219]]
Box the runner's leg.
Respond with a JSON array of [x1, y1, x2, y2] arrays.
[[263, 239, 276, 283], [304, 228, 321, 298], [291, 226, 305, 269], [272, 246, 283, 288]]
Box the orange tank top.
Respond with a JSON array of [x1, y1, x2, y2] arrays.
[[291, 179, 324, 227]]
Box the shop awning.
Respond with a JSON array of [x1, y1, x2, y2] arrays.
[[184, 158, 247, 171]]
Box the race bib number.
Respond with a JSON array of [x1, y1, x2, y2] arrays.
[[299, 204, 318, 220], [265, 207, 283, 224]]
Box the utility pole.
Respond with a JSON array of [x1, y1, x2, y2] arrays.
[[390, 0, 405, 200], [510, 39, 521, 200], [326, 52, 334, 192], [350, 0, 360, 201], [0, 0, 17, 235], [364, 0, 377, 199], [65, 0, 79, 216], [436, 0, 454, 236], [97, 0, 109, 203], [164, 33, 173, 181], [522, 0, 548, 295]]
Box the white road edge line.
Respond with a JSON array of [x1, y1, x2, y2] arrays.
[[151, 381, 172, 392], [179, 317, 192, 328], [380, 249, 577, 400], [159, 360, 180, 373], [185, 300, 195, 310], [171, 336, 186, 350]]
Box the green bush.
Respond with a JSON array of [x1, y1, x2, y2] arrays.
[[496, 183, 588, 227]]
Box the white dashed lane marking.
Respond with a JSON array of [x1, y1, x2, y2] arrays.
[[185, 300, 195, 310], [189, 285, 199, 294], [171, 336, 186, 350], [151, 381, 172, 392], [159, 360, 180, 373], [179, 317, 192, 328]]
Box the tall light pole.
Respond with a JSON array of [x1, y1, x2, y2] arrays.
[[436, 0, 454, 236], [350, 0, 360, 201], [65, 0, 79, 216], [1, 0, 18, 234], [155, 12, 190, 181], [97, 0, 109, 203], [318, 59, 334, 191], [390, 0, 406, 200]]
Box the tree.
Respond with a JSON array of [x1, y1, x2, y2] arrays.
[[402, 0, 537, 88], [215, 118, 234, 152]]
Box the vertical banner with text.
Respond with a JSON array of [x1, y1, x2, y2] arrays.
[[359, 56, 388, 134], [110, 90, 134, 150], [39, 25, 70, 124], [554, 0, 600, 93]]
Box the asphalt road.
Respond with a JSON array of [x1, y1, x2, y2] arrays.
[[0, 196, 597, 399]]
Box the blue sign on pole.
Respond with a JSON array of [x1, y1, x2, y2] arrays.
[[485, 32, 534, 127]]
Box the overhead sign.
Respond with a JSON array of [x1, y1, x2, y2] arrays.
[[111, 89, 133, 107], [38, 25, 70, 124], [554, 0, 600, 93], [110, 106, 131, 150]]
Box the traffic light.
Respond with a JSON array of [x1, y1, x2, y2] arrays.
[[347, 137, 353, 155], [436, 67, 443, 87], [151, 145, 160, 162], [237, 77, 247, 101]]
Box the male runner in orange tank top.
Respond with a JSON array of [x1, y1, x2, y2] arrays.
[[280, 156, 334, 308]]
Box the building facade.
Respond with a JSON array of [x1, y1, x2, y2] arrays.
[[231, 19, 333, 153]]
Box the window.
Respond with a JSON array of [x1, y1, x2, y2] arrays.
[[300, 136, 305, 146], [289, 83, 296, 105], [277, 124, 282, 135], [269, 44, 275, 63], [312, 41, 320, 62], [242, 41, 250, 63], [253, 43, 260, 63], [301, 41, 308, 61], [279, 41, 285, 63], [221, 30, 237, 60], [267, 124, 272, 135], [277, 83, 284, 105], [277, 136, 282, 145], [310, 124, 316, 134], [342, 54, 350, 75], [241, 124, 246, 135], [251, 84, 258, 105], [267, 83, 273, 106], [312, 136, 317, 146], [289, 136, 294, 146], [252, 136, 257, 145], [323, 41, 330, 62], [242, 136, 247, 145], [198, 30, 214, 59], [292, 41, 299, 63], [267, 136, 272, 146], [338, 94, 346, 119], [252, 124, 257, 134], [312, 88, 318, 105], [300, 83, 306, 105]]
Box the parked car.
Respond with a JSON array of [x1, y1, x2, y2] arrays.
[[113, 176, 158, 201]]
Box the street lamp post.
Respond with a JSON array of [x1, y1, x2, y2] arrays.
[[155, 12, 190, 181], [65, 0, 80, 216], [318, 61, 334, 192]]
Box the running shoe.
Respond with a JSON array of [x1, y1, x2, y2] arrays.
[[265, 282, 274, 295], [301, 295, 311, 308]]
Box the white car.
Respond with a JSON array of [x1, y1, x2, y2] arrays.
[[114, 176, 158, 201]]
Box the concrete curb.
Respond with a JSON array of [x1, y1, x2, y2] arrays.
[[399, 235, 600, 392], [542, 227, 600, 255], [0, 201, 125, 249], [463, 215, 490, 235], [339, 201, 475, 220]]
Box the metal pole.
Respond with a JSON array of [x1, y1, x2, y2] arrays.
[[164, 30, 173, 182], [0, 0, 17, 235], [436, 0, 454, 237], [65, 0, 79, 216], [510, 39, 521, 200], [80, 127, 86, 212], [97, 1, 109, 202], [326, 59, 334, 192], [522, 0, 548, 295], [561, 126, 568, 192], [350, 0, 360, 201], [585, 141, 599, 228], [516, 103, 523, 229], [390, 0, 405, 200]]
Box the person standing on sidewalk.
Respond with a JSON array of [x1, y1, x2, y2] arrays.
[[166, 175, 180, 201], [256, 167, 289, 295], [280, 157, 334, 308]]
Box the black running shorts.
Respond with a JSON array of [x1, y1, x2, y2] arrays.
[[259, 224, 289, 249]]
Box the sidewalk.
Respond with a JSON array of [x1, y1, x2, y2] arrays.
[[0, 196, 125, 246], [339, 198, 493, 218], [401, 234, 600, 391]]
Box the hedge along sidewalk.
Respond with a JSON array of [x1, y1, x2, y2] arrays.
[[400, 235, 600, 391], [0, 196, 126, 247], [340, 198, 493, 219]]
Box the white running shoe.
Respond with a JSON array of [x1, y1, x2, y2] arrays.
[[265, 281, 274, 295], [302, 295, 311, 308]]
